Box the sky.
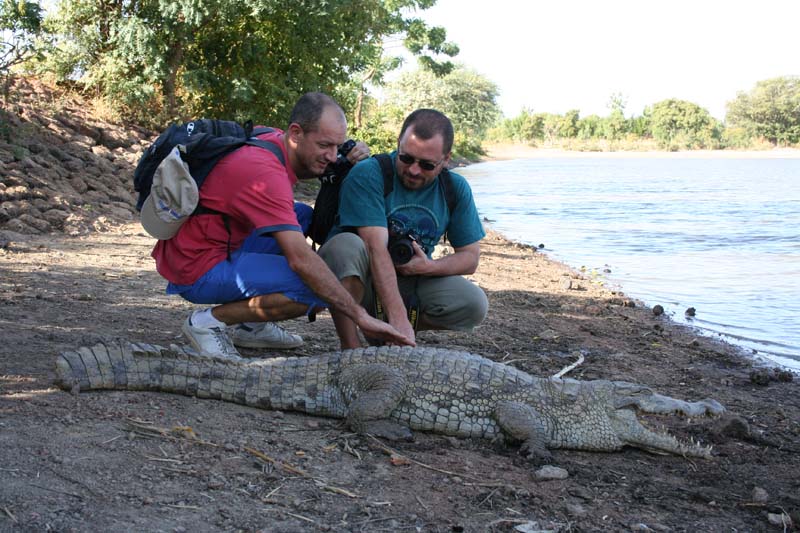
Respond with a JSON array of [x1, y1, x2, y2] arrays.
[[403, 0, 799, 119]]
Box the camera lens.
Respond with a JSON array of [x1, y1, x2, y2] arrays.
[[388, 237, 414, 265]]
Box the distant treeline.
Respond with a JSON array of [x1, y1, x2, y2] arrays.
[[488, 77, 800, 151], [2, 1, 798, 158]]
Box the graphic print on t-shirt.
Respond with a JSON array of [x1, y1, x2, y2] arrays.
[[386, 204, 441, 257]]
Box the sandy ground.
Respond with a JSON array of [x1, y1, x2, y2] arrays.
[[1, 220, 799, 532]]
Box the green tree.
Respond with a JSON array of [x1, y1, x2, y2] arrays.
[[602, 108, 626, 141], [628, 111, 651, 138], [1, 0, 42, 74], [40, 0, 458, 126], [726, 76, 800, 145], [383, 65, 500, 158], [650, 98, 720, 149], [576, 114, 602, 139], [558, 109, 579, 138], [488, 108, 543, 143]]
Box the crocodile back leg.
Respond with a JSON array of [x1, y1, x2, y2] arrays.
[[338, 363, 413, 441]]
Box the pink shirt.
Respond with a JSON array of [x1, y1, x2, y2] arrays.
[[152, 129, 299, 285]]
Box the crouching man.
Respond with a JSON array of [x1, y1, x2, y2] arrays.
[[145, 93, 413, 358], [319, 109, 488, 349]]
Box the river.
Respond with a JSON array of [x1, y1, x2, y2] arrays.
[[458, 153, 800, 370]]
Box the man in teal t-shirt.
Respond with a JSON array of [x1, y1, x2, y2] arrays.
[[319, 109, 488, 349]]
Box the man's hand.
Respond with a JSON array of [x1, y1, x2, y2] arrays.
[[389, 316, 416, 346], [395, 241, 431, 276], [356, 312, 415, 347], [346, 141, 370, 165]]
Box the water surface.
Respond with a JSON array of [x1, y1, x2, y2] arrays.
[[459, 155, 800, 369]]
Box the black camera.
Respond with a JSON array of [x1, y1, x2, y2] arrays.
[[388, 217, 427, 265], [319, 139, 357, 185]]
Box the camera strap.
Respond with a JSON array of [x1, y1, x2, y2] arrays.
[[373, 280, 420, 332]]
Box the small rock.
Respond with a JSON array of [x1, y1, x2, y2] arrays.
[[533, 465, 569, 481], [690, 339, 700, 348], [567, 486, 593, 500], [685, 307, 696, 317], [767, 512, 792, 527], [749, 369, 771, 386], [565, 503, 586, 516], [713, 415, 751, 440], [513, 522, 549, 533], [630, 524, 655, 532], [538, 243, 545, 249], [560, 278, 572, 290], [538, 329, 560, 341], [652, 305, 664, 316], [751, 486, 768, 503], [772, 368, 794, 382]]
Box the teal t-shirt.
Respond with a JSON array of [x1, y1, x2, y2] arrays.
[[329, 152, 485, 257]]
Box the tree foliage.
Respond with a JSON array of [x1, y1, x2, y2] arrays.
[[488, 96, 728, 150], [39, 0, 457, 126], [726, 76, 800, 145], [649, 99, 721, 149], [1, 0, 42, 74], [383, 66, 500, 157]]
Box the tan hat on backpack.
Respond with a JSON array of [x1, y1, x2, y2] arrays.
[[140, 147, 199, 240]]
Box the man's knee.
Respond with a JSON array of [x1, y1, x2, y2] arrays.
[[318, 232, 369, 279], [457, 285, 489, 329], [421, 281, 488, 331]]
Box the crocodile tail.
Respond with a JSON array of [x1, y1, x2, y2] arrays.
[[54, 340, 265, 406]]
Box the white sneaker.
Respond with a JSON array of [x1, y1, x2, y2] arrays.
[[231, 322, 304, 349], [182, 317, 242, 360]]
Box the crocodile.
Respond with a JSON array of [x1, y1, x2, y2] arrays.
[[54, 341, 724, 460]]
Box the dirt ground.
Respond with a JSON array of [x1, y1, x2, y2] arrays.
[[1, 77, 799, 532], [1, 222, 798, 532]]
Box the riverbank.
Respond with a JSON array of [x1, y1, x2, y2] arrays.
[[1, 77, 798, 531], [481, 142, 800, 161], [1, 223, 798, 531]]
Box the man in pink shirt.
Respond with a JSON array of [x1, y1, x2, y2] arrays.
[[149, 93, 413, 359]]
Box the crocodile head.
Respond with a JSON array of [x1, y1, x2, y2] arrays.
[[605, 381, 724, 458]]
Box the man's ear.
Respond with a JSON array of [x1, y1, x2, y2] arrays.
[[286, 123, 303, 145], [442, 152, 452, 167]]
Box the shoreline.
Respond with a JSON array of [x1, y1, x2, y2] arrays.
[[480, 227, 792, 372], [464, 143, 800, 371], [478, 142, 800, 162]]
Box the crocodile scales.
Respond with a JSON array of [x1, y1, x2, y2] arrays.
[[54, 341, 723, 459]]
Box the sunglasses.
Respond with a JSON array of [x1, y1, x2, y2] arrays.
[[397, 152, 444, 171]]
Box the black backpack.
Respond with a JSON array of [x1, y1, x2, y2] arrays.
[[133, 119, 285, 211], [308, 153, 457, 246]]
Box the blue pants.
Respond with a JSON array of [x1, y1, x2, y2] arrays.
[[167, 203, 326, 313]]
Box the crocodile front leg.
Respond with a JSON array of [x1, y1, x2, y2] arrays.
[[339, 364, 413, 441], [495, 401, 553, 462]]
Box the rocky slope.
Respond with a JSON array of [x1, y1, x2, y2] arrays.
[[0, 77, 154, 236]]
